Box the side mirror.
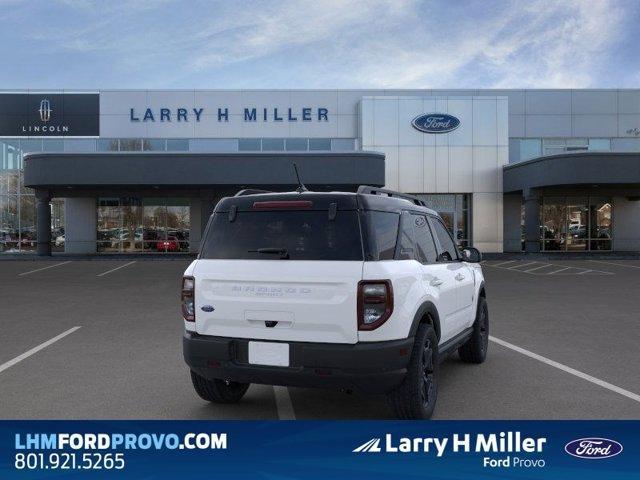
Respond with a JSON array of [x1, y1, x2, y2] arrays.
[[461, 247, 482, 263]]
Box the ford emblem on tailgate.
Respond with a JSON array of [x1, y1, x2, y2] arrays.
[[412, 113, 460, 133], [201, 305, 215, 312], [564, 438, 623, 459]]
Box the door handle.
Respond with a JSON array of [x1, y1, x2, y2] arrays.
[[430, 278, 443, 287], [455, 273, 465, 281]]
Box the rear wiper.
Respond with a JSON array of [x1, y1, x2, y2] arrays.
[[248, 247, 290, 259]]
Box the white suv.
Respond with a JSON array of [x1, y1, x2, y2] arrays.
[[182, 187, 488, 419]]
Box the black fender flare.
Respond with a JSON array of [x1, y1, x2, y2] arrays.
[[478, 280, 486, 299], [408, 301, 442, 341]]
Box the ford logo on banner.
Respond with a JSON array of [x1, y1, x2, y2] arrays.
[[564, 438, 623, 459], [412, 113, 460, 134]]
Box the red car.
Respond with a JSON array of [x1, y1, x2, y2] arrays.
[[156, 236, 179, 252]]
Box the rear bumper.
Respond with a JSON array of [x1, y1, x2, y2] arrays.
[[183, 331, 414, 394]]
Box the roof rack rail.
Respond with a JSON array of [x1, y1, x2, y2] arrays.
[[234, 189, 273, 197], [357, 186, 427, 207]]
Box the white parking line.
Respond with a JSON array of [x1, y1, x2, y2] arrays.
[[18, 261, 72, 276], [547, 266, 571, 274], [544, 263, 614, 275], [490, 336, 640, 404], [273, 386, 295, 420], [523, 264, 554, 273], [97, 261, 137, 277], [0, 327, 82, 375], [507, 262, 538, 270], [491, 260, 517, 267], [589, 260, 640, 270]]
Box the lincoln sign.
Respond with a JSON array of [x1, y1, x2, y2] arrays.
[[0, 93, 100, 137]]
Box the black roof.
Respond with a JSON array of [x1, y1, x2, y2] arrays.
[[214, 190, 439, 216]]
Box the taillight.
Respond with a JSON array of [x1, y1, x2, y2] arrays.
[[182, 276, 195, 322], [357, 280, 393, 330], [252, 200, 313, 209]]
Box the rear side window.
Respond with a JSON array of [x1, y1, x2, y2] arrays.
[[364, 211, 399, 260], [430, 217, 459, 261], [412, 214, 438, 264], [396, 212, 416, 260], [200, 210, 363, 261]]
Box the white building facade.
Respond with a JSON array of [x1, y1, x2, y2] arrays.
[[2, 89, 640, 254]]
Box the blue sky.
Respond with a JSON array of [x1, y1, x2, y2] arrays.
[[0, 0, 638, 89]]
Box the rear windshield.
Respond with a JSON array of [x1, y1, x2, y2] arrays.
[[200, 210, 364, 261]]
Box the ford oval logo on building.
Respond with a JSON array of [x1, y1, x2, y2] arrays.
[[564, 438, 623, 459], [412, 113, 460, 133]]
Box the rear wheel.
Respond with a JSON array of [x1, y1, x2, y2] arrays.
[[458, 297, 489, 363], [387, 323, 438, 419], [190, 371, 250, 403]]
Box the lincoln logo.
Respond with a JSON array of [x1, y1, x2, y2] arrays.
[[412, 113, 460, 134], [39, 99, 52, 122]]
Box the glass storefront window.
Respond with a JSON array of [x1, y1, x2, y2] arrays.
[[261, 138, 285, 151], [309, 138, 331, 151], [1, 140, 21, 171], [51, 198, 65, 252], [566, 198, 588, 251], [18, 195, 36, 252], [412, 194, 471, 247], [519, 139, 541, 161], [238, 138, 261, 151], [120, 197, 143, 252], [589, 198, 612, 251], [42, 139, 64, 152], [143, 139, 166, 151], [166, 200, 190, 252], [166, 139, 189, 151], [331, 138, 356, 151], [588, 138, 611, 151], [540, 196, 613, 251], [285, 138, 308, 151], [0, 195, 18, 252], [63, 139, 96, 152], [541, 197, 566, 251], [20, 139, 42, 154], [0, 171, 20, 195], [119, 139, 142, 151], [97, 198, 121, 252], [98, 197, 190, 253], [97, 139, 119, 151], [538, 137, 614, 156]]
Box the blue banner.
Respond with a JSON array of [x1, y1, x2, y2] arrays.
[[1, 421, 637, 479]]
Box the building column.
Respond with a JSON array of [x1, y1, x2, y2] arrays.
[[503, 193, 523, 252], [64, 198, 97, 253], [523, 188, 540, 253], [36, 189, 52, 256]]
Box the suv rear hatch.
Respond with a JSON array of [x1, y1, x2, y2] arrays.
[[193, 194, 364, 344]]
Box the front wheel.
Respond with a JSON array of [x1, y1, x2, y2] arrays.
[[386, 323, 438, 419], [190, 371, 250, 403], [458, 297, 489, 363]]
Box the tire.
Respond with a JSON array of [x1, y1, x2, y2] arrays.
[[190, 370, 250, 404], [458, 296, 489, 364], [386, 323, 438, 419]]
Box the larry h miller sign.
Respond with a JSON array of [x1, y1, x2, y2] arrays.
[[0, 93, 99, 137]]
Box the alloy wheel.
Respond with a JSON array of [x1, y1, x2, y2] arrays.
[[421, 339, 435, 407]]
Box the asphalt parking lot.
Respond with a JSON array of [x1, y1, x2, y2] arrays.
[[0, 258, 639, 420]]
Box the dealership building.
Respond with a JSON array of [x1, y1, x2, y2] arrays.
[[1, 88, 639, 256]]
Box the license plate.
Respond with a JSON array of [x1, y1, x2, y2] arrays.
[[248, 341, 289, 367]]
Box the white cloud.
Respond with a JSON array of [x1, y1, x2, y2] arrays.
[[2, 0, 635, 88]]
